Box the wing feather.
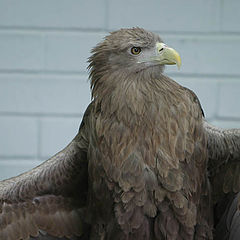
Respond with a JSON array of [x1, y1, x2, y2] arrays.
[[203, 121, 240, 239], [204, 121, 240, 202], [0, 103, 93, 239]]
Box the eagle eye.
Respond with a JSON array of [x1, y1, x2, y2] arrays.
[[130, 47, 141, 55]]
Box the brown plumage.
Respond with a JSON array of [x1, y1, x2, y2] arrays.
[[0, 27, 240, 240]]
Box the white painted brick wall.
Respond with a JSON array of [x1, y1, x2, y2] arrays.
[[0, 0, 107, 29], [0, 32, 44, 70], [0, 116, 38, 157], [0, 0, 239, 180], [40, 117, 81, 159], [0, 74, 90, 114], [45, 32, 106, 72], [108, 0, 221, 32]]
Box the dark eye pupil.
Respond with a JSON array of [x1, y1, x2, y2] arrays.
[[131, 47, 141, 55]]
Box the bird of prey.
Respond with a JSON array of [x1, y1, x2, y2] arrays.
[[0, 27, 240, 240]]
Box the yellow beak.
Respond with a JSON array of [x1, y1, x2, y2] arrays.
[[154, 42, 181, 69]]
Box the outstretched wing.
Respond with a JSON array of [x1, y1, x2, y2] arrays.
[[0, 103, 93, 240], [204, 121, 240, 202], [204, 121, 240, 239]]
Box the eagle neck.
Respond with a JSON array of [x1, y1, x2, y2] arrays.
[[91, 69, 182, 127]]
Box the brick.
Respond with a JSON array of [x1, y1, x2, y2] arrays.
[[108, 0, 221, 32], [44, 32, 106, 72], [218, 80, 240, 118], [39, 117, 81, 158], [0, 116, 38, 157], [0, 74, 91, 115], [210, 120, 240, 129], [0, 160, 41, 181], [0, 32, 44, 70], [173, 77, 219, 119], [164, 35, 240, 75], [0, 0, 106, 29], [222, 0, 240, 32]]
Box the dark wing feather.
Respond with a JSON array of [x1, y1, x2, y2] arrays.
[[30, 234, 81, 240], [0, 103, 93, 240], [203, 121, 240, 239], [204, 121, 240, 202], [214, 192, 240, 240]]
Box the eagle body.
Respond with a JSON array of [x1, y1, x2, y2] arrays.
[[0, 28, 240, 240], [86, 68, 212, 239]]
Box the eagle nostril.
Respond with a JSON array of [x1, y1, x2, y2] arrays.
[[159, 48, 164, 52]]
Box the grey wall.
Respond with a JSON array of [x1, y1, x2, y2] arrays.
[[0, 0, 240, 180]]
